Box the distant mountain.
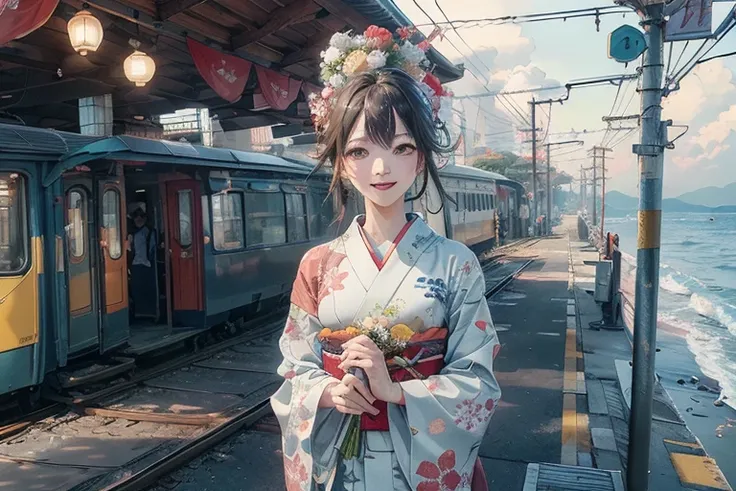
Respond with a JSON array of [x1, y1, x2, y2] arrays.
[[677, 182, 736, 207], [603, 191, 736, 217]]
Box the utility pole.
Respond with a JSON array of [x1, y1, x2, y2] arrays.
[[593, 146, 612, 240], [546, 143, 551, 235], [544, 139, 584, 235], [620, 3, 668, 490], [530, 97, 538, 236], [592, 149, 597, 226]]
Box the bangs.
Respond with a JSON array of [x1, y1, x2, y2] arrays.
[[341, 71, 434, 150], [359, 84, 423, 148]]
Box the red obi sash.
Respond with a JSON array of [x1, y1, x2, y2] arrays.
[[322, 350, 444, 431]]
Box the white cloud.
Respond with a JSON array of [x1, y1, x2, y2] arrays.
[[663, 60, 736, 122]]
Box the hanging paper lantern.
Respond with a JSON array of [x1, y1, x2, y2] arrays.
[[124, 50, 156, 87], [67, 10, 103, 56]]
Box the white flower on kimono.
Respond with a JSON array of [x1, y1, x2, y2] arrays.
[[416, 449, 462, 491], [453, 398, 495, 433], [366, 49, 388, 69]]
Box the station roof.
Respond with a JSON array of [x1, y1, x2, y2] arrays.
[[0, 0, 463, 133]]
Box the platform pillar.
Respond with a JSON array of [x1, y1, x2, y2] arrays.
[[78, 94, 113, 136]]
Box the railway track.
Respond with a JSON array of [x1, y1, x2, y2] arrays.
[[101, 247, 540, 491], [0, 309, 288, 444], [0, 240, 540, 491]]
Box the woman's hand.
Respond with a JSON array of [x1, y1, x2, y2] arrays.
[[321, 374, 380, 416], [339, 335, 404, 404]]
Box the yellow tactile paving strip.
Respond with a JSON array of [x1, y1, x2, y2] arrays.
[[670, 453, 732, 491]]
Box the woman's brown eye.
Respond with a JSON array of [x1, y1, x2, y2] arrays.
[[346, 148, 367, 159], [395, 144, 416, 155]]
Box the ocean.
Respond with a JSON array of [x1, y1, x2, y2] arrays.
[[606, 213, 736, 409]]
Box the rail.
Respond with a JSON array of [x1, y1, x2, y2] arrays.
[[89, 247, 537, 491]]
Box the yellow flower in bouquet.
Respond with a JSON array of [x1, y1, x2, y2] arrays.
[[390, 323, 414, 342]]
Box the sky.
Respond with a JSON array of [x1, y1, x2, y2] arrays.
[[393, 0, 736, 197]]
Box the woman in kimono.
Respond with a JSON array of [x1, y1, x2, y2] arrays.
[[271, 65, 501, 491]]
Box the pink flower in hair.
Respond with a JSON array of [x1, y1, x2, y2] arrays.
[[321, 86, 334, 100]]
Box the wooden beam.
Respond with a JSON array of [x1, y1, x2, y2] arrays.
[[158, 0, 209, 20], [280, 30, 332, 66], [232, 0, 320, 48], [312, 0, 370, 30]]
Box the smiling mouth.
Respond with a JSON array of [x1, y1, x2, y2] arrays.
[[371, 182, 396, 190]]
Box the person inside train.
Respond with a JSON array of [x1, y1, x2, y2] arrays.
[[127, 203, 157, 321], [271, 60, 500, 489]]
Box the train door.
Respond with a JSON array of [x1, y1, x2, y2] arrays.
[[64, 178, 100, 355], [97, 178, 129, 351], [165, 180, 204, 326]]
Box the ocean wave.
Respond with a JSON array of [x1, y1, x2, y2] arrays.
[[679, 240, 701, 247], [660, 274, 691, 296], [689, 293, 736, 334], [685, 328, 736, 410], [715, 264, 736, 272]]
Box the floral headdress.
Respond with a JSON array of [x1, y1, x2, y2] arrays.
[[309, 26, 453, 134]]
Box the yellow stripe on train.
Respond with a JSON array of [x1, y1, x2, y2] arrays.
[[0, 236, 41, 352]]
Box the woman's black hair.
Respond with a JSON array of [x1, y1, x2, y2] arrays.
[[310, 68, 456, 222]]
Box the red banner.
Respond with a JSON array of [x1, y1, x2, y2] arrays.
[[0, 0, 58, 46], [187, 37, 252, 103], [255, 66, 302, 111]]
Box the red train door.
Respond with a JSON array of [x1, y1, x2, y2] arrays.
[[165, 180, 204, 325]]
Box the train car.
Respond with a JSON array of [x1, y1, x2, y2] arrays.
[[408, 163, 514, 252], [0, 121, 524, 406], [0, 123, 361, 406]]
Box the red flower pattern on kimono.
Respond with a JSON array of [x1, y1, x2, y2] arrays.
[[284, 453, 308, 491], [416, 449, 462, 491], [453, 398, 495, 432]]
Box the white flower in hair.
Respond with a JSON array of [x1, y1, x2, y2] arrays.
[[329, 32, 353, 51], [328, 73, 346, 88], [418, 81, 435, 100], [438, 96, 453, 123], [352, 35, 367, 48], [366, 50, 388, 69], [399, 41, 426, 65], [322, 46, 343, 64]]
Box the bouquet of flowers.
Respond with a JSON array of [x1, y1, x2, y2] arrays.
[[309, 25, 453, 134], [319, 311, 448, 459]]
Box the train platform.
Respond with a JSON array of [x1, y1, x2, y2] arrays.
[[144, 218, 733, 491]]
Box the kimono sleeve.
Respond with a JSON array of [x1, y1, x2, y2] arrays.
[[270, 247, 346, 491], [388, 251, 501, 490]]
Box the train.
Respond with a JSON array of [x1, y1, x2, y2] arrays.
[[0, 122, 528, 408]]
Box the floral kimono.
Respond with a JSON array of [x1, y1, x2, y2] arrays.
[[271, 213, 501, 491]]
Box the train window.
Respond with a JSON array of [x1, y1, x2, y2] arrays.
[[459, 193, 466, 211], [484, 194, 489, 210], [67, 189, 86, 260], [455, 193, 460, 212], [102, 189, 122, 260], [244, 192, 286, 247], [212, 192, 244, 251], [309, 190, 335, 238], [0, 173, 28, 274], [177, 190, 193, 249], [285, 193, 308, 242]]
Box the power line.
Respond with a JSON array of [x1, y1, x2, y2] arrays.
[[413, 5, 630, 29]]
